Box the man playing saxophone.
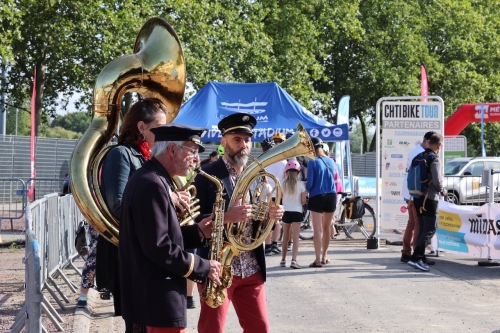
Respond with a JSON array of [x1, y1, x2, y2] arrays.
[[194, 113, 285, 333], [118, 124, 222, 333]]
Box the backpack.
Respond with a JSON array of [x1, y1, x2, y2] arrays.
[[343, 196, 365, 219], [407, 151, 436, 199]]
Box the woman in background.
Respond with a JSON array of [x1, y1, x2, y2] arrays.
[[306, 138, 337, 268]]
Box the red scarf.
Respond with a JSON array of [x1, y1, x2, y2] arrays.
[[137, 140, 151, 160]]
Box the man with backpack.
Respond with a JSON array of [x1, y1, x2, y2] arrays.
[[400, 131, 435, 264], [407, 133, 446, 272]]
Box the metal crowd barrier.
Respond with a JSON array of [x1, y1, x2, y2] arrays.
[[10, 193, 84, 333], [0, 178, 27, 230], [443, 175, 499, 206], [0, 178, 64, 232]]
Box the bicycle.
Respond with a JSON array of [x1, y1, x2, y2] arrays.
[[296, 192, 377, 240]]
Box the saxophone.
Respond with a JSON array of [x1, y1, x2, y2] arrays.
[[197, 168, 239, 308]]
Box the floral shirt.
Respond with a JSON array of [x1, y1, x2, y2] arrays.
[[222, 157, 260, 279]]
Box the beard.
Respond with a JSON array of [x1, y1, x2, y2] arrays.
[[226, 145, 249, 167]]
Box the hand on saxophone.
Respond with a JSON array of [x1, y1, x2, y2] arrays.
[[208, 260, 222, 286], [197, 215, 214, 239], [174, 190, 191, 212], [224, 198, 252, 223], [268, 202, 284, 220]]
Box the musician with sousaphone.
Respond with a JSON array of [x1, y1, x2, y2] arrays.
[[194, 113, 286, 333]]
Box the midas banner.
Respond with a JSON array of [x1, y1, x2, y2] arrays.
[[380, 101, 444, 229], [438, 201, 500, 259]]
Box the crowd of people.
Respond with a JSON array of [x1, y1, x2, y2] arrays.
[[74, 98, 348, 333]]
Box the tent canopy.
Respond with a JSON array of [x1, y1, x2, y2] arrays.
[[175, 81, 349, 142]]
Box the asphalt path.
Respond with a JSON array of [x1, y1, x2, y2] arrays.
[[184, 243, 500, 333]]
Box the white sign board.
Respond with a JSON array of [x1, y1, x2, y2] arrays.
[[381, 101, 444, 229]]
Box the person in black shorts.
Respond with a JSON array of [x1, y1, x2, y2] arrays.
[[305, 138, 337, 267]]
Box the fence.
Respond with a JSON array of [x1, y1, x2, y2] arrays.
[[10, 194, 83, 333], [0, 178, 65, 231]]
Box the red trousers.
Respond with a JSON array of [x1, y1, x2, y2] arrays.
[[197, 272, 269, 333], [147, 327, 184, 333], [402, 200, 421, 256]]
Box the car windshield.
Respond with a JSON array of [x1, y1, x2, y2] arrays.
[[444, 161, 469, 175]]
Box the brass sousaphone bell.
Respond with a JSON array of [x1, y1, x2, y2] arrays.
[[70, 18, 186, 246]]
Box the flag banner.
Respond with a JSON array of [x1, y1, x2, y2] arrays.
[[421, 64, 428, 102], [27, 69, 36, 201], [437, 201, 500, 259]]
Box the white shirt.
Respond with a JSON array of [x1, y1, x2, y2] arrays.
[[401, 144, 425, 201], [266, 161, 286, 198], [283, 181, 306, 213]]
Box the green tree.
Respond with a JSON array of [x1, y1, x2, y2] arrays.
[[1, 0, 157, 136], [6, 105, 30, 136], [42, 125, 82, 139], [50, 111, 90, 134]]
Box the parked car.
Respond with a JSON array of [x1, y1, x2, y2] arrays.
[[443, 157, 500, 205]]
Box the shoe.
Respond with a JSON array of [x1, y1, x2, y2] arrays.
[[287, 242, 292, 251], [320, 258, 330, 265], [187, 296, 196, 309], [400, 254, 411, 263], [76, 298, 87, 308], [271, 243, 281, 254], [290, 260, 302, 269], [415, 260, 430, 272], [423, 258, 435, 265], [407, 260, 418, 269], [309, 261, 323, 268], [280, 259, 286, 267], [265, 247, 273, 256]]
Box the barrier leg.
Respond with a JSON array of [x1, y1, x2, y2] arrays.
[[66, 257, 82, 276], [9, 304, 26, 333], [47, 276, 71, 303], [41, 301, 64, 331], [56, 268, 78, 293], [42, 282, 67, 311], [42, 295, 64, 323]]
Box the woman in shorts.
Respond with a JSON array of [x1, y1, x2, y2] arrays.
[[306, 138, 337, 267], [280, 160, 307, 269]]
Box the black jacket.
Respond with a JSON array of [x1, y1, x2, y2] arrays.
[[193, 157, 266, 281], [119, 158, 210, 328]]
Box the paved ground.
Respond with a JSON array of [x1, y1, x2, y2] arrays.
[[77, 241, 500, 333]]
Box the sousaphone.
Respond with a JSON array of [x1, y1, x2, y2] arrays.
[[70, 18, 186, 245]]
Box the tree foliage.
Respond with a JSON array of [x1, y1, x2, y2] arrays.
[[50, 111, 90, 134], [1, 0, 499, 155]]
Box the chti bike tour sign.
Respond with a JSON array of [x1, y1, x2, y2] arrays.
[[381, 101, 444, 229]]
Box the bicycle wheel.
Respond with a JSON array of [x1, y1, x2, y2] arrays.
[[342, 203, 376, 239], [299, 210, 314, 240]]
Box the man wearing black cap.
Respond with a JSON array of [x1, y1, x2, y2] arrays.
[[194, 113, 284, 333], [118, 123, 222, 332], [400, 131, 436, 264]]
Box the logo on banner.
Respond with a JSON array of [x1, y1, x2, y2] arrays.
[[218, 99, 269, 122], [321, 128, 331, 137], [400, 206, 407, 213], [390, 191, 400, 196], [391, 154, 403, 158], [310, 129, 319, 137], [398, 141, 410, 147], [474, 105, 489, 119], [333, 128, 343, 137], [385, 163, 390, 170], [397, 163, 404, 170], [384, 181, 398, 187]]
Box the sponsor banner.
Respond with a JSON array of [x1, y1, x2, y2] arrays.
[[201, 124, 349, 141], [437, 201, 500, 259], [381, 101, 444, 229], [444, 135, 467, 163]]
